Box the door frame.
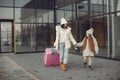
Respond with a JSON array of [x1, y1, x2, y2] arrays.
[[0, 19, 16, 54]]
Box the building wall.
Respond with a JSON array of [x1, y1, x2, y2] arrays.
[[0, 0, 120, 59]]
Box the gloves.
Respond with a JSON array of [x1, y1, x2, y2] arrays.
[[73, 44, 78, 50], [75, 47, 78, 50]]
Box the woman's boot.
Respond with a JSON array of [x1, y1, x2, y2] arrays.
[[62, 64, 67, 71], [60, 62, 63, 70]]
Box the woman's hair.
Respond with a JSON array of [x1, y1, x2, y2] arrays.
[[61, 24, 65, 28], [61, 24, 67, 29]]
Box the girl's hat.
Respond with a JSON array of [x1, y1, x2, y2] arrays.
[[86, 28, 94, 35], [61, 18, 68, 25]]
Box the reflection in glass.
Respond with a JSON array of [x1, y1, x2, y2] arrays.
[[93, 16, 108, 57], [37, 9, 43, 23], [77, 1, 88, 18], [72, 3, 76, 20], [15, 0, 31, 7], [91, 0, 107, 15], [36, 23, 54, 51], [56, 10, 65, 23], [114, 14, 120, 59], [0, 0, 13, 7], [49, 11, 54, 23], [15, 8, 21, 22], [16, 24, 37, 52], [21, 8, 35, 23], [43, 12, 49, 23], [65, 4, 72, 20], [117, 0, 120, 15], [1, 22, 12, 52], [0, 8, 13, 19]]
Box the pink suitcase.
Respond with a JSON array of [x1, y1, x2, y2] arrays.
[[44, 48, 60, 66]]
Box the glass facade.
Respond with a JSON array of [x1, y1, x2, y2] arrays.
[[0, 0, 120, 60], [0, 22, 13, 52]]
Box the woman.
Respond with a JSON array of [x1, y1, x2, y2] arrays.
[[54, 18, 77, 71], [76, 28, 99, 70]]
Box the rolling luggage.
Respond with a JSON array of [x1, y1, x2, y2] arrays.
[[44, 48, 60, 66]]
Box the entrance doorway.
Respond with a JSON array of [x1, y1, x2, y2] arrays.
[[0, 19, 15, 53]]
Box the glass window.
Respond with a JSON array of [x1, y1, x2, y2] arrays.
[[111, 12, 120, 59], [108, 0, 120, 13], [43, 11, 49, 23], [56, 10, 65, 24], [56, 0, 64, 9], [56, 1, 76, 23], [91, 0, 103, 4], [0, 0, 13, 7], [77, 1, 88, 18], [16, 24, 22, 50], [91, 0, 107, 15], [92, 15, 108, 57], [37, 9, 49, 23], [37, 9, 43, 23], [15, 0, 33, 8], [117, 0, 120, 16], [49, 23, 55, 45], [64, 4, 72, 11], [15, 8, 21, 22], [17, 8, 35, 23], [0, 8, 13, 19], [37, 9, 54, 24], [65, 10, 72, 21], [72, 3, 76, 19], [1, 22, 12, 52], [16, 24, 36, 52], [36, 23, 52, 51], [38, 17, 43, 23], [36, 24, 43, 51], [49, 10, 54, 23], [64, 4, 72, 21]]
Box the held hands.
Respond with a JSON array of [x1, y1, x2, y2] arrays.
[[73, 43, 81, 50], [74, 42, 82, 47]]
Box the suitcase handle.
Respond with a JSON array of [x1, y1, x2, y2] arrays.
[[51, 49, 57, 55]]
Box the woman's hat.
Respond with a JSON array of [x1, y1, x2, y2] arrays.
[[61, 18, 68, 25]]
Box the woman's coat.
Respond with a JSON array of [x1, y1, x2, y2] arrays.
[[54, 25, 77, 50]]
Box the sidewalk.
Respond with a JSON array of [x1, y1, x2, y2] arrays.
[[0, 53, 120, 80]]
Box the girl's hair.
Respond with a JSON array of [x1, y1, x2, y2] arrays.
[[82, 34, 94, 52]]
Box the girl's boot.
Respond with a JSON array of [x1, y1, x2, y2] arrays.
[[83, 62, 87, 68], [88, 65, 92, 70]]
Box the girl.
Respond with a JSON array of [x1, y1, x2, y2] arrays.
[[76, 28, 99, 70]]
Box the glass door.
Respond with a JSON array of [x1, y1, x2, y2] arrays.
[[0, 21, 13, 53]]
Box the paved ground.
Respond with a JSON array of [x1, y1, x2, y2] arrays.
[[0, 53, 120, 80], [0, 55, 35, 80]]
